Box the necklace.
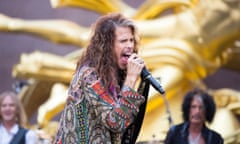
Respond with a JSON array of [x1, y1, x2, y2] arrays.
[[189, 133, 201, 144]]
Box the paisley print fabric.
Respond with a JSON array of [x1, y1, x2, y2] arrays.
[[54, 65, 145, 144]]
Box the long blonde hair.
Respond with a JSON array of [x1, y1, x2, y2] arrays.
[[0, 91, 28, 127]]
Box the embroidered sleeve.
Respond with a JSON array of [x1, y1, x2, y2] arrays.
[[82, 68, 145, 132]]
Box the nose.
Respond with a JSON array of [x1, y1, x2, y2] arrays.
[[195, 106, 204, 113], [195, 107, 201, 113], [127, 40, 134, 49]]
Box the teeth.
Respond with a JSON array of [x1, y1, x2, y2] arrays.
[[122, 52, 132, 58], [125, 53, 131, 57]]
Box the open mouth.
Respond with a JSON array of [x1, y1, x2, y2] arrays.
[[120, 52, 132, 64], [122, 53, 131, 58]]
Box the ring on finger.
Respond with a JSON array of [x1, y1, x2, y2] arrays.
[[138, 60, 144, 64]]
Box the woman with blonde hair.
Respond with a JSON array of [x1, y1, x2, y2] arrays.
[[0, 91, 37, 144]]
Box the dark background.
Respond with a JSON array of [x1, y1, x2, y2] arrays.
[[0, 0, 240, 93]]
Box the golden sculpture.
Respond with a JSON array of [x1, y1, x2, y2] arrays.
[[1, 0, 240, 143]]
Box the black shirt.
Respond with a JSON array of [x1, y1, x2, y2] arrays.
[[164, 122, 223, 144]]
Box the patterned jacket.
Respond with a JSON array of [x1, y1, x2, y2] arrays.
[[54, 65, 145, 144]]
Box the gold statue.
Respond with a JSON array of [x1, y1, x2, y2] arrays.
[[1, 0, 240, 143]]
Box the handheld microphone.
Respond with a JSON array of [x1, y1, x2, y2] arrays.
[[141, 67, 165, 94]]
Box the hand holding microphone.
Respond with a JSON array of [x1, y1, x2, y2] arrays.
[[127, 54, 165, 95], [127, 54, 145, 76]]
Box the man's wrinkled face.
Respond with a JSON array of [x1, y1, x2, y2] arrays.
[[189, 96, 205, 124], [114, 26, 135, 70]]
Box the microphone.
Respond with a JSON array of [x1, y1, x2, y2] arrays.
[[141, 67, 165, 95]]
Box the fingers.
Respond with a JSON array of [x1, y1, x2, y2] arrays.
[[128, 53, 145, 65], [127, 54, 145, 76]]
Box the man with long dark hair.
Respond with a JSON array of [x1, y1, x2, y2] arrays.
[[54, 13, 148, 144], [164, 88, 223, 144]]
